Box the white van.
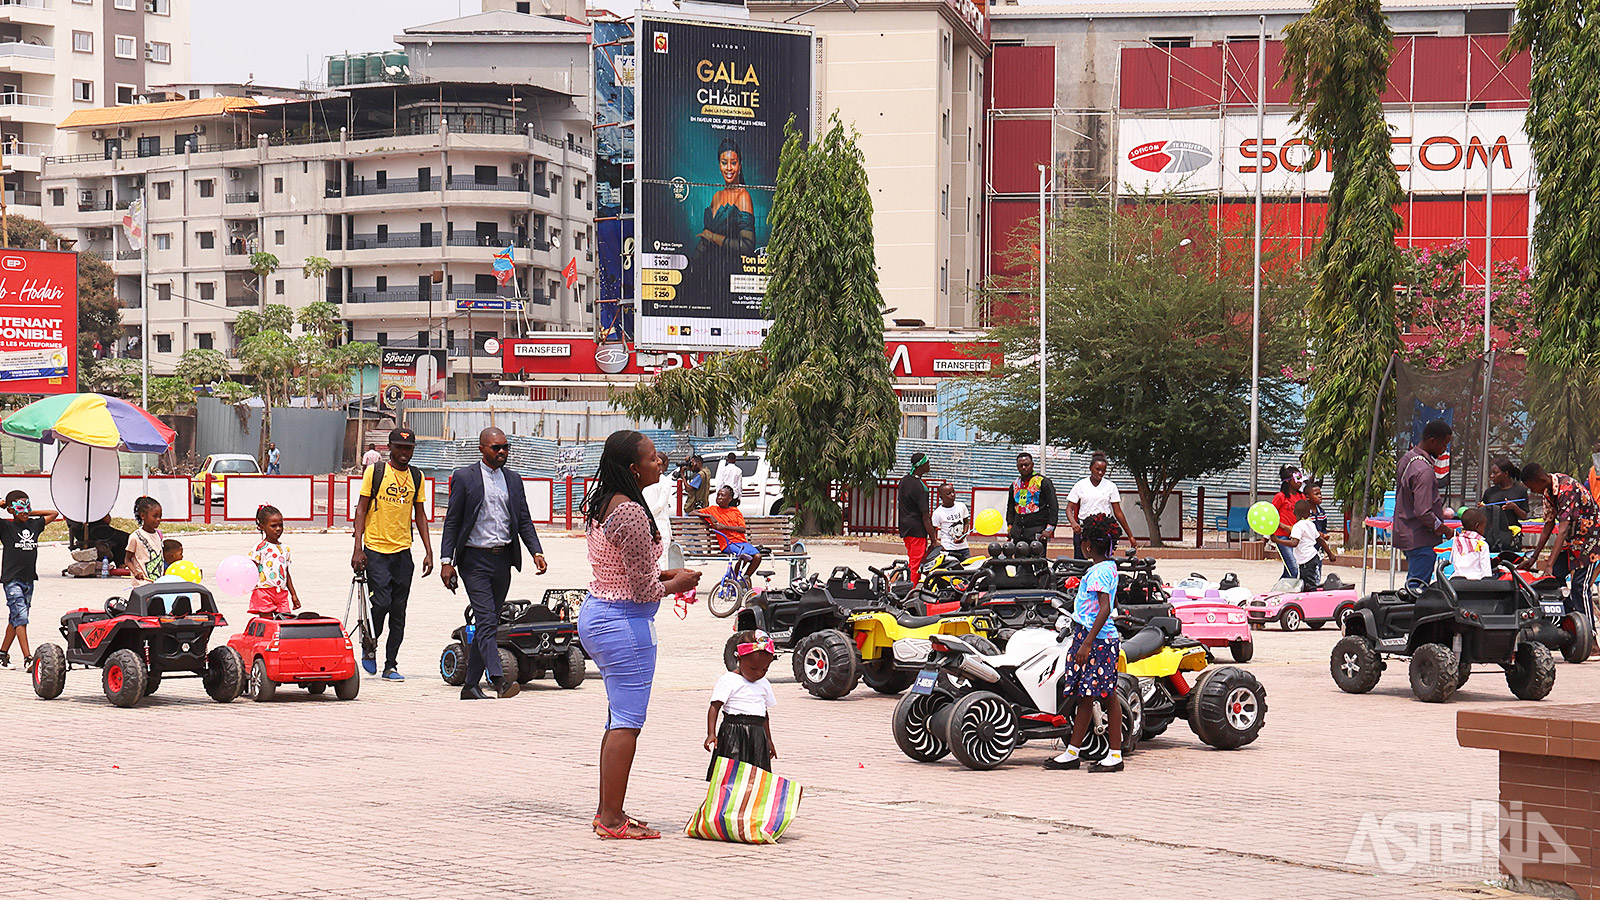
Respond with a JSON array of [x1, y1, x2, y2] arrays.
[[702, 450, 785, 515]]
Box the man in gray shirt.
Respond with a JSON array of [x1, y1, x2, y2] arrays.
[[1394, 419, 1452, 592], [440, 427, 548, 699]]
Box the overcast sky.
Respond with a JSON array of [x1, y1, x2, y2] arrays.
[[190, 0, 472, 88]]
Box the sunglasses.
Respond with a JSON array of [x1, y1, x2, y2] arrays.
[[487, 443, 510, 452]]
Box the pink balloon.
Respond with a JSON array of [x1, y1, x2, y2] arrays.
[[215, 555, 256, 597]]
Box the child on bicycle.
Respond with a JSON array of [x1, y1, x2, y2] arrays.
[[697, 485, 763, 585]]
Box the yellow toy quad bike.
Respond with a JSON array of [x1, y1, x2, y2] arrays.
[[1118, 608, 1267, 747]]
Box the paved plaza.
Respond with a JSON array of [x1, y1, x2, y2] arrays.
[[2, 528, 1590, 899]]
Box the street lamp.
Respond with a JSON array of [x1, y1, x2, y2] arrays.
[[784, 0, 860, 23]]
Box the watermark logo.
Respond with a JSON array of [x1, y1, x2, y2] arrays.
[[1344, 801, 1577, 879]]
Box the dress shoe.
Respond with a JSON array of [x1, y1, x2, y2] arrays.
[[493, 676, 521, 699], [460, 684, 491, 700]]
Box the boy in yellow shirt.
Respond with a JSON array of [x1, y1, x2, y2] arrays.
[[351, 427, 435, 681]]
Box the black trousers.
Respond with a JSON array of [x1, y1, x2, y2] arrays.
[[366, 548, 414, 669], [461, 545, 514, 686]]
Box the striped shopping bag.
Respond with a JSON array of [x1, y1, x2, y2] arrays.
[[685, 756, 803, 844]]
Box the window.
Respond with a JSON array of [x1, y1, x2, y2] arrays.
[[474, 165, 498, 185], [196, 332, 213, 350], [49, 189, 64, 207], [153, 233, 171, 251], [548, 279, 559, 299], [516, 0, 530, 10], [274, 279, 284, 295], [1149, 36, 1193, 48], [967, 126, 972, 160], [197, 231, 215, 250], [274, 230, 284, 245], [147, 42, 170, 64], [575, 180, 584, 200], [157, 283, 171, 302], [941, 186, 949, 218], [940, 262, 948, 294], [115, 84, 135, 105], [474, 274, 496, 293], [146, 0, 171, 13], [375, 275, 388, 292], [115, 0, 135, 8], [137, 136, 160, 157], [155, 181, 171, 200], [73, 81, 93, 103], [941, 32, 951, 66], [188, 89, 200, 100], [273, 177, 283, 194], [942, 111, 950, 141], [114, 35, 137, 59], [198, 282, 215, 301], [72, 31, 93, 53], [155, 334, 172, 354], [197, 179, 215, 198]]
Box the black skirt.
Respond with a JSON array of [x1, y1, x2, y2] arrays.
[[707, 713, 771, 780]]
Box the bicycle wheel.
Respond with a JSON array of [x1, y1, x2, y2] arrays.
[[707, 577, 743, 618]]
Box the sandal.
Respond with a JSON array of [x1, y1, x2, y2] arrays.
[[593, 817, 660, 840], [626, 814, 648, 828]]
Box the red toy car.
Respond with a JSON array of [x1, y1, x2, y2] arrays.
[[227, 613, 360, 701]]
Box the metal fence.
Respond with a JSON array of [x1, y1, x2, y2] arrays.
[[195, 399, 349, 475]]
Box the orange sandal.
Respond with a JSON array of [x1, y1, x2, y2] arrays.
[[593, 818, 660, 840]]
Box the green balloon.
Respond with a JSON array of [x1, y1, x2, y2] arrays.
[[1247, 501, 1280, 537]]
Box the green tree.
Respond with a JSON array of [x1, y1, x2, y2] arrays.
[[1509, 3, 1600, 473], [1283, 0, 1405, 513], [81, 357, 140, 397], [1, 216, 121, 387], [613, 115, 900, 533], [237, 329, 296, 445], [962, 200, 1302, 545], [248, 251, 280, 306], [296, 300, 341, 344], [302, 255, 333, 303], [175, 347, 231, 388], [145, 376, 195, 415]]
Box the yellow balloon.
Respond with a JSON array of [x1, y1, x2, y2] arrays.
[[974, 508, 1004, 536], [167, 560, 203, 583]]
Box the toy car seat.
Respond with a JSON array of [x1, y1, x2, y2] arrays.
[[168, 596, 192, 617]]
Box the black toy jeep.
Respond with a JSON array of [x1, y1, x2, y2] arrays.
[[439, 589, 586, 689]]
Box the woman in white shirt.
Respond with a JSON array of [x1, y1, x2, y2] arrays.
[[1065, 453, 1139, 558], [640, 451, 674, 567]]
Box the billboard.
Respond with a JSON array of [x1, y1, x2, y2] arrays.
[[503, 336, 1001, 379], [0, 250, 77, 394], [1117, 109, 1531, 197], [594, 18, 636, 343], [635, 15, 813, 351], [378, 348, 446, 409]]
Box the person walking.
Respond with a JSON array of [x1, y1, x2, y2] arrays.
[[1006, 451, 1059, 554], [362, 443, 382, 467], [577, 430, 701, 840], [897, 452, 935, 585], [265, 442, 282, 475], [1518, 463, 1600, 621], [641, 451, 674, 567], [1065, 452, 1138, 559], [440, 427, 548, 700], [1270, 466, 1308, 581], [715, 452, 744, 506], [1394, 419, 1453, 592], [352, 427, 434, 682]]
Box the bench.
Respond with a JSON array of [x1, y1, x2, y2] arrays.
[[669, 515, 810, 582]]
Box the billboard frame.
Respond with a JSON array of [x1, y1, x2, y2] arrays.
[[632, 12, 815, 353]]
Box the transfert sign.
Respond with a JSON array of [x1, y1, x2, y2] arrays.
[[378, 348, 447, 410], [0, 250, 77, 394], [635, 15, 813, 351]]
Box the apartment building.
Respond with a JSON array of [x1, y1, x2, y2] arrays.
[[1, 0, 188, 220], [40, 80, 596, 398]]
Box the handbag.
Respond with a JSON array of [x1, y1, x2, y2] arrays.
[[685, 756, 803, 844]]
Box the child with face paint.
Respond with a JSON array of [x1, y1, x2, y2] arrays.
[[0, 490, 58, 669]]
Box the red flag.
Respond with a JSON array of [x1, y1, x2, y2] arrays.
[[563, 256, 578, 289]]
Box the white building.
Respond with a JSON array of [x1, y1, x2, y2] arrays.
[[1, 0, 189, 221], [40, 79, 596, 399]]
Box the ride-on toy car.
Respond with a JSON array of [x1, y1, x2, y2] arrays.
[[1168, 588, 1255, 662], [229, 613, 360, 701], [32, 582, 244, 707], [1245, 586, 1359, 632], [1331, 560, 1555, 703], [440, 589, 586, 688]]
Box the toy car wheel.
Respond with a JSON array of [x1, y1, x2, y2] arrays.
[[892, 691, 952, 762], [722, 633, 742, 672], [860, 659, 917, 695], [102, 648, 147, 708], [1330, 636, 1381, 694], [1408, 642, 1458, 703], [1560, 612, 1593, 664], [1279, 606, 1303, 632], [30, 643, 65, 700], [203, 646, 244, 703], [1505, 641, 1556, 701], [251, 657, 278, 702], [334, 668, 360, 701], [142, 671, 162, 697], [947, 690, 1019, 770], [497, 647, 521, 685], [791, 631, 859, 700], [553, 645, 586, 689], [1334, 602, 1355, 627], [306, 682, 327, 695], [1187, 666, 1267, 750], [439, 641, 468, 686], [1229, 639, 1254, 663]]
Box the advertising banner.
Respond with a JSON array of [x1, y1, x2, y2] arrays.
[[378, 348, 446, 409], [503, 336, 1000, 379], [594, 19, 636, 341], [636, 15, 813, 351], [1118, 109, 1530, 196], [0, 250, 77, 394]]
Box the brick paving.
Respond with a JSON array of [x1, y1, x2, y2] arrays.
[[0, 529, 1587, 899]]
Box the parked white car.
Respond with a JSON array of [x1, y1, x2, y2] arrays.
[[703, 451, 786, 515]]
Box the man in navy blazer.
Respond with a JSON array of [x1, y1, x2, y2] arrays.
[[440, 427, 547, 700]]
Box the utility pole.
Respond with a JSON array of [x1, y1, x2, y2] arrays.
[[1037, 163, 1049, 471], [1248, 16, 1266, 506], [1, 138, 9, 248], [139, 186, 149, 493]]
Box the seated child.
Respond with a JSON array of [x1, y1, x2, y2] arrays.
[[696, 485, 763, 584], [1278, 498, 1337, 592], [163, 538, 183, 568], [705, 630, 777, 779], [1451, 508, 1493, 580]]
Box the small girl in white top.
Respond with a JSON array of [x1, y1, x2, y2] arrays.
[[705, 630, 777, 779], [1452, 508, 1494, 580]]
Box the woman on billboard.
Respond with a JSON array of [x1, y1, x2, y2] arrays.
[[687, 138, 755, 300]]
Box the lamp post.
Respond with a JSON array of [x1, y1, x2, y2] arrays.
[[1038, 163, 1050, 470]]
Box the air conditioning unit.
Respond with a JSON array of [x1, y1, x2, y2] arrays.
[[90, 129, 105, 140], [193, 124, 206, 135], [115, 127, 131, 139], [511, 162, 525, 175], [227, 169, 242, 180]]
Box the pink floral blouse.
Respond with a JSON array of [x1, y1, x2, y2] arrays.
[[587, 501, 665, 604]]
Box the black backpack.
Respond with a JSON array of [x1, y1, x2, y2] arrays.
[[365, 462, 424, 502]]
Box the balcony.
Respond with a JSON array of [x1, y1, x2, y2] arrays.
[[225, 295, 256, 308], [5, 188, 39, 206], [446, 175, 524, 193], [348, 287, 426, 304], [0, 90, 48, 108], [344, 176, 436, 197], [445, 232, 521, 248], [0, 0, 52, 9], [78, 198, 131, 212], [224, 191, 259, 204], [0, 41, 51, 59], [115, 249, 141, 260], [335, 232, 441, 251]]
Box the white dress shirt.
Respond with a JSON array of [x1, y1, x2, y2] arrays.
[[466, 462, 512, 548], [716, 462, 743, 498]]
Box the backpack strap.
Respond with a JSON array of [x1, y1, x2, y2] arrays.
[[365, 462, 387, 500], [409, 467, 423, 500]]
